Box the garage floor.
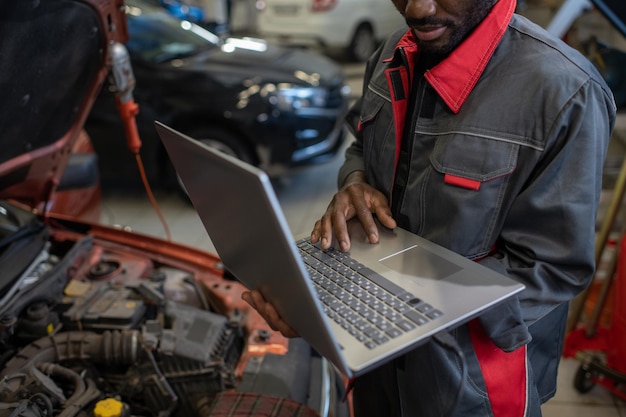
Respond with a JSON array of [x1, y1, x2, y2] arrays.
[[100, 129, 626, 416]]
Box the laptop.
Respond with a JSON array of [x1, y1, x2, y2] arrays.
[[155, 121, 525, 378]]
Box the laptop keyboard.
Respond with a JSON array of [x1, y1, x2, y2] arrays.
[[297, 238, 444, 350]]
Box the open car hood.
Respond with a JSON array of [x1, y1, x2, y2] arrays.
[[0, 0, 128, 211]]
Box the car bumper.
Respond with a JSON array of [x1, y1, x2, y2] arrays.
[[292, 120, 346, 164]]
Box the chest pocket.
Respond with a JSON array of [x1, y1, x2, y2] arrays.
[[418, 133, 520, 257], [430, 134, 518, 184]]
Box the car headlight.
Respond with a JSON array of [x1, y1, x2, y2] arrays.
[[271, 86, 329, 111]]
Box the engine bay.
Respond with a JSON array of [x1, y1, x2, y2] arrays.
[[0, 201, 345, 417]]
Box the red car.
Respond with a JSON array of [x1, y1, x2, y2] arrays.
[[0, 1, 350, 416]]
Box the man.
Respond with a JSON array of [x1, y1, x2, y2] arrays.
[[243, 0, 616, 415]]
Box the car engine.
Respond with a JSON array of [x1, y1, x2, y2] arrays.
[[0, 202, 346, 417]]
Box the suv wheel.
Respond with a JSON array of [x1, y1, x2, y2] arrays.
[[348, 24, 376, 62]]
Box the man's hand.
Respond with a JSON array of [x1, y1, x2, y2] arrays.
[[310, 170, 396, 252], [242, 290, 299, 338]]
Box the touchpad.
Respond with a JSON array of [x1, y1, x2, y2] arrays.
[[380, 245, 462, 281]]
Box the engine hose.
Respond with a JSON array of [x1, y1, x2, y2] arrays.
[[58, 378, 101, 417], [29, 393, 54, 417], [0, 330, 141, 378], [37, 363, 86, 416], [25, 364, 99, 417]]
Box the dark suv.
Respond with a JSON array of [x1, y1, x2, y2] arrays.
[[86, 0, 350, 191]]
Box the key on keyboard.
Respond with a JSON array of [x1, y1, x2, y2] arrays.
[[296, 238, 443, 349]]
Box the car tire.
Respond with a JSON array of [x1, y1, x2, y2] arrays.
[[175, 127, 255, 198], [348, 24, 376, 62], [192, 128, 255, 163]]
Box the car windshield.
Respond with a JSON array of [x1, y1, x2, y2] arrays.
[[125, 1, 221, 63]]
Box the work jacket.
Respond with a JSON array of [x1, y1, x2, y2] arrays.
[[340, 2, 615, 361]]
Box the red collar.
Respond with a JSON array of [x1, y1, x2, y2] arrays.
[[392, 0, 516, 114]]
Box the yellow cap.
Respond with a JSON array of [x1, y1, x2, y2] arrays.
[[93, 398, 124, 417]]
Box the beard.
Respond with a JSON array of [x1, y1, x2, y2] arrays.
[[407, 0, 498, 65]]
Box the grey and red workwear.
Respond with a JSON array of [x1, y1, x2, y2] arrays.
[[341, 0, 616, 415]]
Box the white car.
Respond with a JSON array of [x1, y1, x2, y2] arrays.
[[256, 0, 406, 62]]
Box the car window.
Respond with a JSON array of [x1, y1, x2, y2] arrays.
[[125, 3, 220, 63]]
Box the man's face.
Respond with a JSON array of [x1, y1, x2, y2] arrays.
[[392, 0, 497, 59]]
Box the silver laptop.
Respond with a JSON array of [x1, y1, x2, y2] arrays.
[[155, 121, 525, 378]]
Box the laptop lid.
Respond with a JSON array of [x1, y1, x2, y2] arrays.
[[156, 121, 525, 377]]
